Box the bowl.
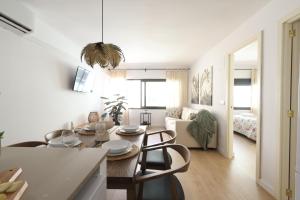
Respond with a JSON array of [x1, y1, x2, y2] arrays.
[[122, 125, 139, 132], [102, 140, 131, 154]]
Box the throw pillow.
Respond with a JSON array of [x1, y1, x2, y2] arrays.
[[189, 113, 197, 120], [181, 107, 191, 120], [166, 108, 182, 119]]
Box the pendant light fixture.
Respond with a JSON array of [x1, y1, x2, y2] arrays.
[[81, 0, 124, 69]]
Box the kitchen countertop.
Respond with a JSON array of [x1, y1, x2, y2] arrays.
[[0, 147, 107, 200]]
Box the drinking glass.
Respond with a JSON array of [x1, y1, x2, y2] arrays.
[[95, 121, 109, 142], [61, 130, 77, 147]]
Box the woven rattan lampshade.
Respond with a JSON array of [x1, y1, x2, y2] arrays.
[[81, 0, 124, 69]]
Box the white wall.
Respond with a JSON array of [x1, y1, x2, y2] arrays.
[[188, 0, 300, 197], [126, 70, 166, 126], [0, 26, 108, 145]]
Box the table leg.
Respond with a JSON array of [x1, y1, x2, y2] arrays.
[[127, 184, 136, 200]]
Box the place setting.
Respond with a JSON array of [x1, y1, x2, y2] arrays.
[[48, 130, 83, 148], [116, 125, 145, 136], [101, 139, 139, 161]]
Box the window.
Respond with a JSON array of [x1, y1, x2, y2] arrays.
[[233, 78, 252, 110], [127, 79, 167, 109]]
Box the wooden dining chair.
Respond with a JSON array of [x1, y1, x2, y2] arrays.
[[140, 130, 177, 171], [44, 129, 68, 142], [135, 144, 191, 200], [8, 141, 48, 147]]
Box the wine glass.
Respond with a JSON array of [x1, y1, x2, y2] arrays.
[[61, 130, 77, 147]]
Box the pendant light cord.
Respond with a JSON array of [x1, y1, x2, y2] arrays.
[[101, 0, 104, 42]]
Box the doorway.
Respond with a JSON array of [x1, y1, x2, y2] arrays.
[[227, 33, 263, 182], [280, 19, 300, 200]]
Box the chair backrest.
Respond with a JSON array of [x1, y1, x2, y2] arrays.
[[7, 141, 47, 147], [144, 130, 177, 148], [135, 144, 191, 183], [44, 129, 68, 142]]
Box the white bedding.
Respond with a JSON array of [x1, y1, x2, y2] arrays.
[[233, 113, 256, 141]]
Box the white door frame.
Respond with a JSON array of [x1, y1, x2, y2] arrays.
[[226, 32, 263, 182], [279, 10, 300, 200]]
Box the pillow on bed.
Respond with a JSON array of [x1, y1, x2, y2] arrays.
[[240, 112, 255, 117]]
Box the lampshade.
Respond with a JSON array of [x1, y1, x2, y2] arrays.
[[81, 0, 124, 69], [81, 42, 124, 69]]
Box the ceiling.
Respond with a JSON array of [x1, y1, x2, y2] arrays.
[[20, 0, 270, 68]]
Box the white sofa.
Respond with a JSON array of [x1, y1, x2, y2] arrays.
[[165, 107, 217, 148]]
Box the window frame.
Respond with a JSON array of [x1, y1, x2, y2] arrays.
[[127, 79, 166, 109], [233, 78, 252, 110]]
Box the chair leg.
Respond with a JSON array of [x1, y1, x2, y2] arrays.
[[137, 182, 144, 200], [163, 147, 171, 169], [170, 176, 179, 200], [141, 134, 148, 173], [140, 151, 147, 173]]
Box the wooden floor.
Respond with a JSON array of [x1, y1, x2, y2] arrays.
[[233, 132, 257, 179], [107, 131, 274, 200]]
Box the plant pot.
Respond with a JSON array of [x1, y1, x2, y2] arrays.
[[114, 119, 120, 126]]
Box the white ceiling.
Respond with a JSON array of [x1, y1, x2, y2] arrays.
[[20, 0, 270, 68]]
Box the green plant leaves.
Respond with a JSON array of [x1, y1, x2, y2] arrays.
[[0, 131, 4, 139], [100, 95, 127, 124]]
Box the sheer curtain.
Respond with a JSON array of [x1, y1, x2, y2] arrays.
[[109, 70, 127, 94], [108, 70, 129, 125], [165, 70, 188, 108]]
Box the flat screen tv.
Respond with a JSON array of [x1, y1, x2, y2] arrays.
[[73, 66, 93, 92]]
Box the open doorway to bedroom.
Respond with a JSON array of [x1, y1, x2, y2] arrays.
[[227, 33, 262, 182]]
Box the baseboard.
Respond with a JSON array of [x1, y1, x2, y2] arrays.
[[257, 179, 277, 199]]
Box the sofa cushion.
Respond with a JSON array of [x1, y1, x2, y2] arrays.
[[165, 117, 176, 130], [181, 107, 198, 120], [189, 112, 197, 120], [166, 108, 182, 119]]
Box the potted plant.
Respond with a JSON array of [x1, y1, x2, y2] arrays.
[[0, 131, 4, 153], [101, 94, 127, 125]]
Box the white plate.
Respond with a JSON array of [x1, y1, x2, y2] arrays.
[[121, 125, 139, 132], [107, 146, 132, 157], [102, 140, 131, 154], [119, 128, 143, 134], [83, 127, 95, 131], [48, 137, 82, 148]]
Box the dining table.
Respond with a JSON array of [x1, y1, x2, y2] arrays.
[[75, 125, 147, 200]]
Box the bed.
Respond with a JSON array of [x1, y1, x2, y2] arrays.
[[233, 113, 257, 141]]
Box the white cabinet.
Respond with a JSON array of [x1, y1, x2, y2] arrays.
[[75, 158, 107, 200]]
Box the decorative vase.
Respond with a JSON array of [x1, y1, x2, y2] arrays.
[[88, 112, 100, 123]]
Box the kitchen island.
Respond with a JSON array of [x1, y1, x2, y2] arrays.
[[0, 147, 108, 200]]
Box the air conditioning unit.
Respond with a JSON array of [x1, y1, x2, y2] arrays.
[[0, 0, 34, 34]]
